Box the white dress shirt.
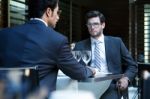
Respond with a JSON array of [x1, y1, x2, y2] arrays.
[[90, 34, 109, 73]]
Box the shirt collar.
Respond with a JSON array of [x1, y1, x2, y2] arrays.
[[91, 34, 104, 44], [30, 18, 48, 27]]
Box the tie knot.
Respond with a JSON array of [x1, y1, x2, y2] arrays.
[[94, 41, 102, 45]]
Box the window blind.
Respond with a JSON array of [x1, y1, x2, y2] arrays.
[[144, 4, 150, 63], [9, 0, 28, 26]]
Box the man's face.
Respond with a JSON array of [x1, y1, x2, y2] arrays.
[[87, 17, 105, 38], [48, 5, 61, 28]]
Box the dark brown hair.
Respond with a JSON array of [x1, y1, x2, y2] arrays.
[[85, 10, 105, 23], [28, 0, 59, 18]]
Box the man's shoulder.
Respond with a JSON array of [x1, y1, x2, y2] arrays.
[[105, 36, 121, 40], [105, 36, 122, 42], [76, 38, 90, 45], [74, 38, 91, 50], [0, 26, 18, 34], [51, 29, 67, 40]]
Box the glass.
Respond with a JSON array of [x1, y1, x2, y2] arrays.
[[71, 51, 81, 62], [70, 42, 76, 50], [81, 50, 91, 66], [86, 22, 101, 28]]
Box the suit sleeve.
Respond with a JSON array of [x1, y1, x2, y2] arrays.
[[56, 37, 93, 80], [120, 39, 138, 81]]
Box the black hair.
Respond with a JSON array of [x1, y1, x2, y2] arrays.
[[85, 10, 105, 23], [28, 0, 59, 18]]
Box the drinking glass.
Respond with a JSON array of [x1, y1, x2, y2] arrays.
[[81, 50, 91, 66], [70, 43, 76, 50], [71, 51, 81, 62]]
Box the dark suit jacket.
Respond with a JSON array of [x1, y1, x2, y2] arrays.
[[0, 20, 93, 93], [74, 37, 138, 81]]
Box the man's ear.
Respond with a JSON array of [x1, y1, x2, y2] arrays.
[[46, 7, 52, 17], [102, 22, 105, 29]]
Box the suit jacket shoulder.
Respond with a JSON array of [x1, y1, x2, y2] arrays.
[[105, 36, 122, 43], [74, 38, 91, 50]]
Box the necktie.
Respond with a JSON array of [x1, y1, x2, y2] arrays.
[[94, 41, 105, 71]]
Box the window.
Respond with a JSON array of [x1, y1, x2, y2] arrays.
[[0, 0, 28, 27], [9, 0, 28, 26], [133, 1, 150, 63], [144, 4, 150, 63], [56, 0, 82, 43]]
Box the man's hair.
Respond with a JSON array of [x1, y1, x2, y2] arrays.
[[28, 0, 59, 18], [85, 10, 105, 23]]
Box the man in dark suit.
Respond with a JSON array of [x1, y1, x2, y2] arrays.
[[74, 10, 138, 99], [0, 0, 95, 97]]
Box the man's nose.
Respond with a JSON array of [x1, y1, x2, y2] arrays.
[[57, 15, 59, 21], [91, 25, 95, 29]]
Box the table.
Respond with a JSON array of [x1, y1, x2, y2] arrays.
[[56, 71, 123, 99]]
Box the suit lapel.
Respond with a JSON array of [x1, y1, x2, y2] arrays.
[[85, 38, 91, 50], [84, 38, 92, 66], [104, 36, 111, 71]]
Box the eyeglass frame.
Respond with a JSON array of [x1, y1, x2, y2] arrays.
[[86, 22, 101, 28]]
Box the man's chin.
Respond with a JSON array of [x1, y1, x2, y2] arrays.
[[91, 33, 101, 38], [49, 24, 56, 28], [53, 25, 56, 28]]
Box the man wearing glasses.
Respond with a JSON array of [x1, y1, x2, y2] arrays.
[[0, 0, 96, 98], [74, 10, 138, 99]]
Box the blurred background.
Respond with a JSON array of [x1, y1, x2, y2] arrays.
[[0, 0, 150, 63], [0, 0, 150, 99]]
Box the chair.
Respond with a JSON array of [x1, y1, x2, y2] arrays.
[[0, 66, 39, 99]]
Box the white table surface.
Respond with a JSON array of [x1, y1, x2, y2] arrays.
[[56, 70, 117, 99]]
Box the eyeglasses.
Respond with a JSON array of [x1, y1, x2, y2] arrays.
[[57, 10, 62, 16], [86, 22, 101, 28]]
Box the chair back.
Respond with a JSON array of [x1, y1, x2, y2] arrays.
[[0, 66, 38, 99]]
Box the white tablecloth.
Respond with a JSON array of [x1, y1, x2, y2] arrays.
[[56, 70, 112, 99]]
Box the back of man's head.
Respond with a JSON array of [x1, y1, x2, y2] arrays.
[[28, 0, 59, 18]]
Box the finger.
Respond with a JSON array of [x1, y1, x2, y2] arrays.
[[116, 81, 121, 88]]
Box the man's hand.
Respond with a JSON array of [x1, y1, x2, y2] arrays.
[[87, 66, 96, 76], [117, 76, 129, 91]]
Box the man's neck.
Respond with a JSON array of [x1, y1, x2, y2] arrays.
[[92, 34, 104, 40], [30, 18, 48, 27]]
